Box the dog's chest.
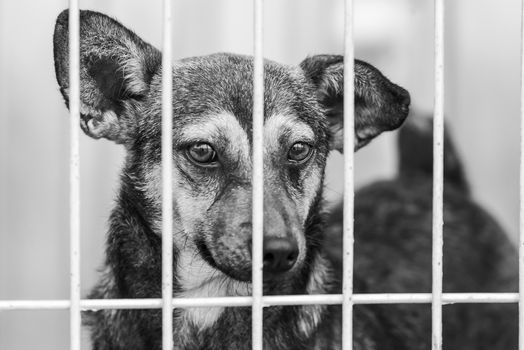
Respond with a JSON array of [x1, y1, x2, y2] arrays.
[[174, 307, 336, 350]]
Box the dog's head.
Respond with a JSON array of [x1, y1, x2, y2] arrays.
[[54, 10, 409, 288]]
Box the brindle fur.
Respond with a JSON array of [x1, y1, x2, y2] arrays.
[[52, 9, 514, 350]]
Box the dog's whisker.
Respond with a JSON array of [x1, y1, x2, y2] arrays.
[[323, 185, 343, 196]]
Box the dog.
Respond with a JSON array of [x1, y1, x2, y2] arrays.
[[325, 115, 518, 349], [53, 9, 411, 350]]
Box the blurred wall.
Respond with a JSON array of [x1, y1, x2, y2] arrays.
[[446, 0, 521, 246], [0, 0, 521, 349]]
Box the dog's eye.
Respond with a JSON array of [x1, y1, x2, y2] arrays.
[[288, 142, 312, 163], [187, 143, 219, 166]]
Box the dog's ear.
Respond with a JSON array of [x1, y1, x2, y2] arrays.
[[300, 55, 410, 151], [53, 10, 161, 144]]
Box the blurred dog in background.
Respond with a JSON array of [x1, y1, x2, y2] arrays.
[[325, 115, 518, 349]]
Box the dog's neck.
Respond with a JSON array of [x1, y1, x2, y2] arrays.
[[172, 251, 335, 349], [92, 175, 337, 349]]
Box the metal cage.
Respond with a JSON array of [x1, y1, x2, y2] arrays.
[[1, 1, 523, 350]]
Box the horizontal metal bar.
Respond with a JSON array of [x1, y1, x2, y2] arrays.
[[0, 300, 71, 310], [0, 293, 519, 311], [440, 293, 519, 304]]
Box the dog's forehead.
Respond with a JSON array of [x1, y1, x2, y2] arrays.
[[178, 112, 316, 146], [140, 53, 330, 155], [166, 53, 321, 127]]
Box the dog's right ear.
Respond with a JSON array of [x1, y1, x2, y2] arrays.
[[53, 10, 161, 144]]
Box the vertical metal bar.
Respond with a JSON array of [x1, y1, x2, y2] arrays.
[[161, 0, 174, 349], [252, 0, 264, 349], [519, 1, 524, 350], [68, 2, 81, 350], [432, 0, 445, 349], [342, 0, 355, 349], [0, 2, 7, 294]]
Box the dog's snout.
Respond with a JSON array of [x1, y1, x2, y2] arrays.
[[382, 83, 411, 131], [263, 237, 298, 274]]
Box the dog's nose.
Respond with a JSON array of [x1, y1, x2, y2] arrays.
[[401, 91, 410, 111], [263, 237, 298, 274]]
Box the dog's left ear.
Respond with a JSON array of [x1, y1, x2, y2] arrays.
[[300, 55, 410, 151], [53, 10, 161, 144]]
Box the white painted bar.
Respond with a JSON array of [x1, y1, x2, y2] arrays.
[[1, 293, 520, 311], [252, 0, 265, 349], [342, 0, 355, 349], [161, 1, 174, 349], [266, 293, 522, 305], [0, 300, 71, 310], [520, 1, 524, 349], [432, 0, 445, 350], [68, 2, 81, 350]]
